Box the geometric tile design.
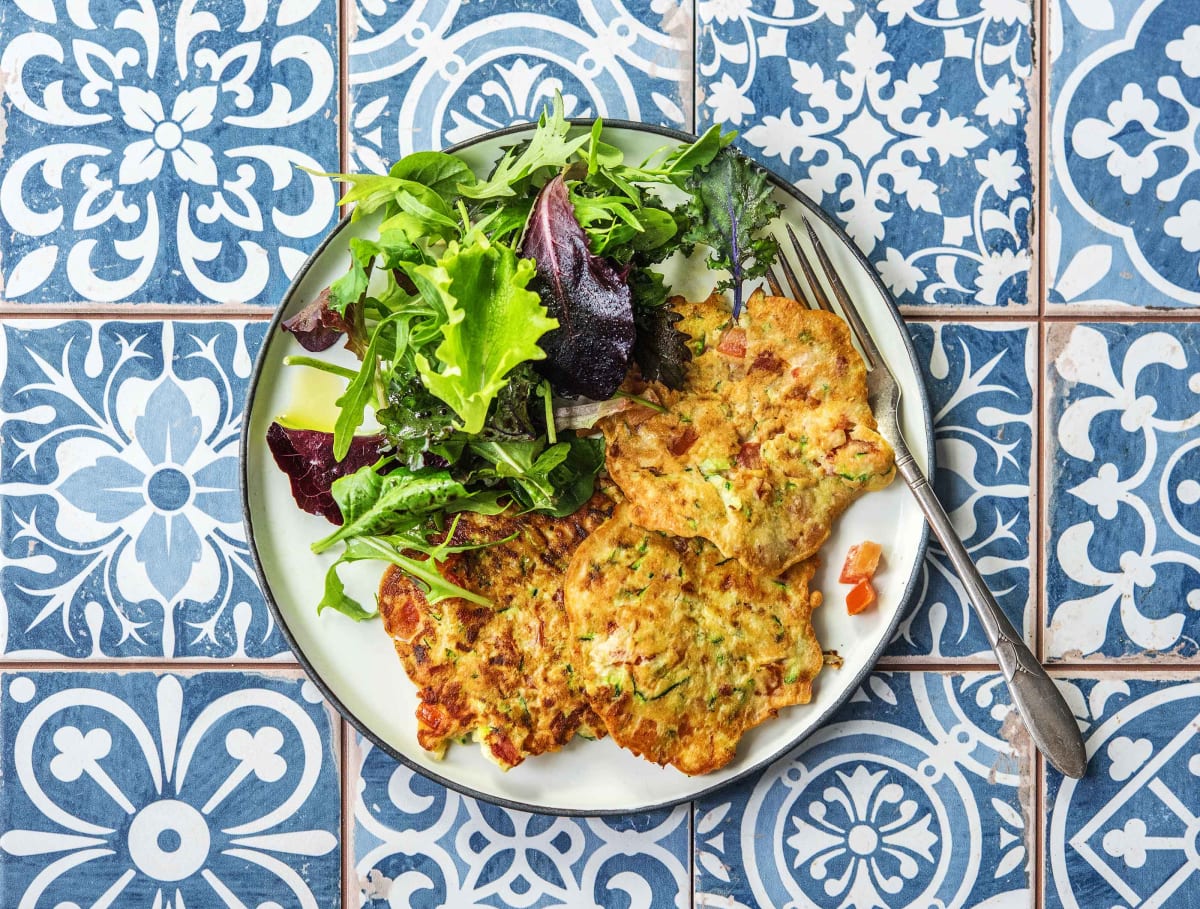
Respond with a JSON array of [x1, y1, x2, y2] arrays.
[[1045, 675, 1200, 909], [695, 671, 1031, 909], [698, 1, 1034, 309], [0, 671, 341, 907], [1048, 0, 1200, 309], [889, 323, 1035, 659], [0, 320, 288, 660], [348, 0, 692, 171], [0, 0, 339, 306], [1045, 322, 1200, 660], [350, 736, 690, 907]]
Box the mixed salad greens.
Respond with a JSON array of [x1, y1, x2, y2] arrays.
[[267, 96, 781, 619]]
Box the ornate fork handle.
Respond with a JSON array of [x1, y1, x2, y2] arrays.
[[893, 441, 1088, 778]]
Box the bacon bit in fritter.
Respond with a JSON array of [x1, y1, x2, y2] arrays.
[[751, 350, 785, 374], [736, 442, 762, 469], [417, 702, 451, 736], [488, 735, 521, 767], [716, 327, 746, 357], [670, 425, 699, 456]]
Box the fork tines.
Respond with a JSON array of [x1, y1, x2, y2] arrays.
[[767, 220, 882, 371]]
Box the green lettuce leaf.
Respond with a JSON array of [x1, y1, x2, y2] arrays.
[[414, 237, 557, 434]]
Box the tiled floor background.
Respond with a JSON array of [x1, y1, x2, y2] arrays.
[[2, 0, 1199, 906]]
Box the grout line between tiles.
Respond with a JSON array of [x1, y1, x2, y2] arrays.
[[689, 801, 696, 909], [339, 0, 351, 176], [0, 659, 298, 672], [1037, 2, 1049, 900], [342, 717, 356, 909]]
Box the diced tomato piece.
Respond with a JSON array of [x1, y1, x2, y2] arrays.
[[840, 541, 882, 584], [717, 327, 746, 358], [846, 579, 876, 615], [416, 702, 451, 735], [736, 442, 762, 469], [670, 426, 699, 456]]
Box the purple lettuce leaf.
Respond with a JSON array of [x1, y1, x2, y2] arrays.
[[520, 174, 635, 399], [266, 422, 387, 524], [281, 288, 352, 353]]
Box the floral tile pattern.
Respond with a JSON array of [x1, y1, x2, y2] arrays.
[[1048, 0, 1200, 309], [1045, 674, 1200, 909], [0, 670, 341, 908], [889, 322, 1035, 659], [1045, 322, 1200, 660], [350, 736, 690, 907], [0, 319, 287, 660], [0, 0, 339, 306], [347, 0, 693, 172], [694, 670, 1031, 909], [697, 0, 1034, 309]]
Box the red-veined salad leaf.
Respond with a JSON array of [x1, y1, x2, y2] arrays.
[[520, 174, 635, 399], [681, 147, 781, 320], [282, 288, 351, 352], [266, 422, 387, 524]]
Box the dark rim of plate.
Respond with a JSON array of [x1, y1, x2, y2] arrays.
[[240, 119, 935, 817]]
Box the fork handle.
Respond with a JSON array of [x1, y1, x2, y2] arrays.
[[893, 442, 1088, 779]]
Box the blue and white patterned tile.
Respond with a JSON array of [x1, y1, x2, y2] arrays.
[[1045, 674, 1200, 909], [0, 0, 339, 306], [694, 671, 1032, 909], [1045, 322, 1200, 660], [0, 670, 341, 907], [348, 0, 692, 172], [888, 322, 1035, 659], [351, 737, 690, 907], [0, 319, 288, 660], [1048, 0, 1200, 310], [697, 1, 1034, 310]]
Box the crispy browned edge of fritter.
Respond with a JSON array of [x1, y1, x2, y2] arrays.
[[376, 493, 614, 769]]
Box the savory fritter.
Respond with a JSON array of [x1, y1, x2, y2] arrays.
[[378, 491, 615, 769], [564, 505, 824, 775], [601, 289, 895, 575]]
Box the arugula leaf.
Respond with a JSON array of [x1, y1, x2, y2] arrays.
[[330, 238, 381, 313], [312, 466, 471, 553], [681, 147, 782, 320], [520, 175, 635, 399], [630, 269, 692, 388], [470, 434, 603, 515], [413, 236, 557, 434], [458, 95, 590, 200], [332, 313, 402, 461]]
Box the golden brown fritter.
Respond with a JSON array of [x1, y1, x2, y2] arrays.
[[602, 290, 895, 576], [564, 504, 824, 775], [378, 491, 615, 769]]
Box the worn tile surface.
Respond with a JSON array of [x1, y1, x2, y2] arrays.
[[889, 322, 1035, 659], [0, 670, 341, 908], [697, 0, 1035, 309], [350, 736, 690, 907], [348, 0, 693, 172], [1048, 0, 1200, 309], [694, 670, 1032, 908], [1045, 322, 1200, 660], [0, 320, 286, 660], [0, 0, 340, 306], [1045, 674, 1200, 909]]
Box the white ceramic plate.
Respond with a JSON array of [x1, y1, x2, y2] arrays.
[[241, 122, 932, 815]]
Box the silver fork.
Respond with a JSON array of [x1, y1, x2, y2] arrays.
[[769, 220, 1088, 780]]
